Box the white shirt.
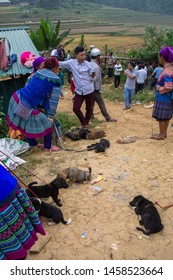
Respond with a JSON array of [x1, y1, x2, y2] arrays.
[[114, 64, 122, 75], [137, 69, 147, 84], [135, 65, 139, 71], [51, 49, 58, 57], [60, 59, 94, 95], [90, 59, 102, 93], [125, 69, 137, 89], [67, 53, 71, 60]]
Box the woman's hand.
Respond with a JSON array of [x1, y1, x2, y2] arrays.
[[48, 117, 54, 123]]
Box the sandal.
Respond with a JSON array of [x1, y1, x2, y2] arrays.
[[106, 118, 117, 122], [44, 145, 61, 152], [150, 134, 165, 140]]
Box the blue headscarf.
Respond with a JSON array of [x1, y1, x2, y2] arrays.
[[0, 165, 18, 204]]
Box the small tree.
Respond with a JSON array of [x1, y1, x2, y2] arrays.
[[30, 18, 74, 51], [79, 34, 85, 47], [127, 26, 173, 62]]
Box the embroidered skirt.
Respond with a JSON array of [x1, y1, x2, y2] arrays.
[[7, 92, 52, 138], [152, 100, 173, 121], [0, 185, 45, 260]]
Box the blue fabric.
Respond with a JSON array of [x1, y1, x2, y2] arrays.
[[19, 68, 60, 110], [48, 86, 61, 118], [155, 76, 172, 103], [0, 165, 17, 203], [58, 71, 64, 86], [154, 67, 163, 79], [124, 87, 135, 108], [152, 100, 173, 121]]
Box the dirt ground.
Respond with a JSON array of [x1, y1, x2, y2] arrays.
[[27, 89, 173, 260]]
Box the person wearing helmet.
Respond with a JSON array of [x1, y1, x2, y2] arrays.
[[90, 48, 117, 122]]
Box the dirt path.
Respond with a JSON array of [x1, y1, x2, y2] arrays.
[[28, 89, 173, 260]]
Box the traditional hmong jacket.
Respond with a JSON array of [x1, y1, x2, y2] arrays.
[[18, 68, 60, 110]]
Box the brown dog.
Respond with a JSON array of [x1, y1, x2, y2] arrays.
[[60, 167, 92, 183]]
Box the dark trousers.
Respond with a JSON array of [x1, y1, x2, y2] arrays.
[[114, 75, 121, 88], [108, 67, 114, 78], [135, 82, 144, 94], [27, 132, 52, 149], [73, 92, 94, 126], [67, 70, 71, 84], [92, 91, 111, 120]]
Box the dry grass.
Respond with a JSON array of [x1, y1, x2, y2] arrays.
[[65, 34, 144, 51]]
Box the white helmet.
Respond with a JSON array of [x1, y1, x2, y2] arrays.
[[90, 48, 101, 57]]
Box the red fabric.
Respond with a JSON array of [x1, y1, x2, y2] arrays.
[[70, 79, 75, 93], [0, 39, 8, 70]]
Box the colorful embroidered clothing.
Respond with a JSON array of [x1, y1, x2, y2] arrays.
[[7, 68, 60, 138], [19, 68, 60, 110], [153, 65, 173, 120], [155, 66, 173, 102], [0, 165, 45, 260], [7, 92, 52, 138]]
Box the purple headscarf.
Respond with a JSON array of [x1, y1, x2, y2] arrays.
[[33, 56, 45, 72], [160, 46, 173, 63]]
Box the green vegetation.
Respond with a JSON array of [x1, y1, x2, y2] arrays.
[[10, 0, 173, 16], [103, 84, 155, 104], [30, 18, 74, 51], [56, 112, 79, 132], [0, 117, 8, 138], [127, 26, 173, 61], [56, 111, 103, 133]]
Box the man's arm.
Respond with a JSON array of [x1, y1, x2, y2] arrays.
[[59, 60, 72, 71], [125, 70, 136, 79]]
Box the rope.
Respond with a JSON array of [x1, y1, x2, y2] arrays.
[[53, 122, 88, 152], [2, 161, 38, 198], [154, 201, 173, 210], [0, 149, 48, 185]]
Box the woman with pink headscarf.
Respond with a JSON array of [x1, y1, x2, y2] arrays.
[[151, 46, 173, 140]]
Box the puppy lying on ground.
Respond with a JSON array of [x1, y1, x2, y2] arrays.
[[26, 176, 68, 207], [30, 197, 72, 226], [129, 195, 164, 235], [61, 167, 92, 183], [87, 139, 110, 153], [116, 136, 137, 144], [65, 128, 106, 141]]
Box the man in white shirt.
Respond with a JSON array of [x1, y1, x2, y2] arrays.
[[90, 48, 117, 122], [114, 60, 122, 88], [135, 65, 147, 93], [59, 46, 95, 128], [51, 48, 58, 58], [107, 52, 116, 78], [66, 50, 72, 83], [67, 50, 71, 60], [124, 62, 137, 109]]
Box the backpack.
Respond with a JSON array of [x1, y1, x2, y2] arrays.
[[0, 37, 11, 71]]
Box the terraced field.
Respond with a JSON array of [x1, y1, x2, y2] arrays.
[[1, 3, 173, 51]]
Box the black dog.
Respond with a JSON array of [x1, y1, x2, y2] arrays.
[[26, 176, 69, 207], [30, 197, 72, 226], [129, 195, 164, 235], [87, 138, 110, 153]]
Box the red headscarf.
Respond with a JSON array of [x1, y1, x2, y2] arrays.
[[44, 57, 59, 68]]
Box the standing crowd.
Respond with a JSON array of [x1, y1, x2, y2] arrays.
[[1, 43, 173, 259]]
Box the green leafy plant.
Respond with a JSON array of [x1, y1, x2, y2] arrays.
[[30, 18, 74, 51]]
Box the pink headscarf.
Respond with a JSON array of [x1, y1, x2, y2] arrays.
[[160, 46, 173, 63]]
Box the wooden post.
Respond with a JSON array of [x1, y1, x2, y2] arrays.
[[104, 44, 108, 69]]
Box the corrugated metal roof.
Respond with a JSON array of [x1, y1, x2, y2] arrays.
[[0, 0, 11, 3], [0, 28, 39, 77]]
